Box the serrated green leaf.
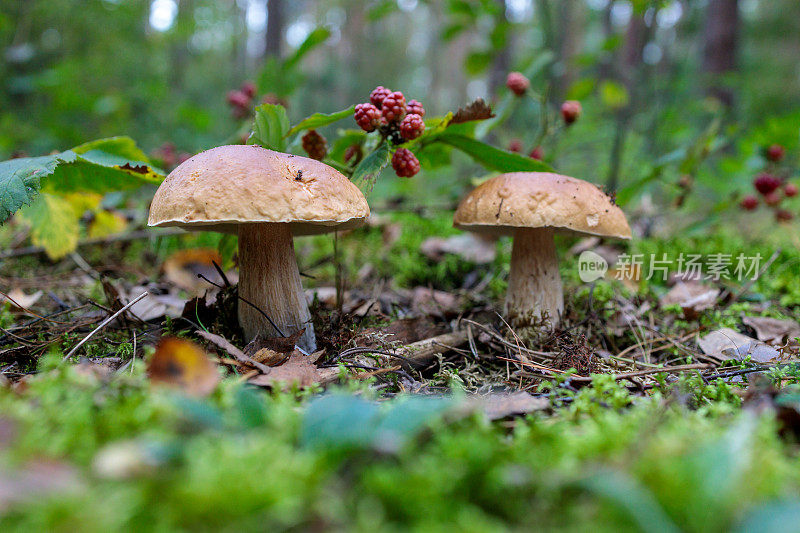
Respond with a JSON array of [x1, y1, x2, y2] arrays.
[[436, 133, 553, 172], [248, 104, 290, 151], [17, 192, 81, 260], [287, 106, 355, 136], [351, 143, 391, 193], [0, 153, 71, 222]]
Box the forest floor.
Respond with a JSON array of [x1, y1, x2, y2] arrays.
[[1, 211, 800, 531]]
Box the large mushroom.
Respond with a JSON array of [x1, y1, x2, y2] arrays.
[[148, 145, 370, 352], [454, 172, 631, 328]]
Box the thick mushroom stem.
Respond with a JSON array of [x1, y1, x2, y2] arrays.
[[505, 227, 563, 328], [238, 223, 316, 352]]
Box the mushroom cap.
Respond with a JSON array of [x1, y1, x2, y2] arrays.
[[148, 145, 370, 235], [454, 172, 631, 239]]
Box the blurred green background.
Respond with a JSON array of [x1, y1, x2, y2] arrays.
[[1, 0, 798, 228]]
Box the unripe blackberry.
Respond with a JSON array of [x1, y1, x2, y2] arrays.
[[344, 145, 363, 165], [785, 183, 799, 197], [508, 139, 523, 153], [381, 91, 406, 123], [766, 144, 785, 162], [407, 99, 425, 117], [399, 114, 425, 140], [301, 130, 327, 161], [370, 86, 392, 108], [740, 195, 758, 211], [241, 81, 256, 98], [561, 100, 582, 125], [354, 103, 381, 132], [226, 90, 249, 109], [506, 72, 529, 96], [391, 148, 420, 177], [529, 146, 543, 160], [764, 190, 782, 206], [776, 209, 794, 223], [754, 173, 781, 195]]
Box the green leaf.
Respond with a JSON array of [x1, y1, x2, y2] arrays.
[[0, 153, 70, 222], [0, 137, 161, 224], [248, 104, 290, 151], [351, 143, 391, 193], [600, 80, 629, 110], [287, 106, 355, 136], [284, 27, 330, 70], [17, 192, 81, 260], [436, 133, 553, 172], [217, 234, 238, 270]]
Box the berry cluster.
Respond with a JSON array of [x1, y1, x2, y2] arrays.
[[741, 144, 796, 222], [226, 81, 257, 119], [301, 130, 328, 161], [505, 139, 545, 161], [354, 86, 426, 177]]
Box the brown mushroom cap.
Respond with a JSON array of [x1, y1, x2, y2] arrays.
[[148, 145, 370, 235], [454, 172, 631, 239]]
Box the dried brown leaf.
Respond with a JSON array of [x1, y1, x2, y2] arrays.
[[147, 337, 220, 397], [743, 316, 800, 345], [248, 349, 338, 389], [450, 98, 495, 125]]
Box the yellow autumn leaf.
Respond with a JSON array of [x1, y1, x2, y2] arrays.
[[88, 209, 128, 239], [147, 337, 220, 397], [17, 193, 81, 260], [63, 192, 102, 217]]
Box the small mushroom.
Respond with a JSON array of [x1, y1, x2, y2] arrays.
[[454, 172, 631, 328], [148, 145, 370, 352]]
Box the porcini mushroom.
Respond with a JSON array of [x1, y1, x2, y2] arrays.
[[148, 145, 370, 352], [454, 172, 631, 328]]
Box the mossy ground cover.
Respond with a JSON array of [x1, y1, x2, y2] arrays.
[[2, 212, 800, 530]]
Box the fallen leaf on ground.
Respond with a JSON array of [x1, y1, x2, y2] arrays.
[[197, 330, 271, 373], [697, 328, 780, 362], [244, 329, 306, 355], [125, 286, 185, 321], [147, 337, 220, 396], [162, 248, 237, 295], [660, 281, 719, 319], [0, 460, 83, 512], [1, 289, 42, 310], [743, 316, 800, 345], [472, 392, 549, 420], [248, 350, 338, 389], [412, 287, 462, 316], [420, 234, 496, 264]]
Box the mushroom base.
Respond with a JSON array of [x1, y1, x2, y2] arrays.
[[505, 227, 563, 329], [238, 223, 316, 352]]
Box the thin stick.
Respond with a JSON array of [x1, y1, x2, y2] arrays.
[[568, 363, 711, 382], [63, 292, 148, 361]]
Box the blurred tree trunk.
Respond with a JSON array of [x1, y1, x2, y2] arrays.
[[266, 0, 284, 58], [554, 0, 583, 100], [702, 0, 739, 107], [489, 0, 510, 96]]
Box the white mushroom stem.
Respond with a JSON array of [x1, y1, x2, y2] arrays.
[[238, 223, 316, 352], [505, 227, 563, 328]]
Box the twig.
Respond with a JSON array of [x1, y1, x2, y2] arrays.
[[63, 292, 148, 361], [568, 363, 711, 383]]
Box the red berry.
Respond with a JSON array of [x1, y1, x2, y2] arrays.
[[764, 190, 782, 206], [508, 139, 523, 153], [407, 99, 425, 117], [241, 81, 256, 99], [776, 209, 794, 223], [391, 148, 420, 177], [561, 100, 582, 125], [370, 86, 392, 108], [354, 103, 381, 132], [529, 146, 543, 160], [740, 195, 759, 211], [301, 130, 328, 161], [381, 91, 406, 123], [753, 173, 781, 195], [344, 145, 363, 165], [766, 144, 785, 162], [506, 72, 529, 96], [785, 183, 799, 197], [177, 152, 191, 165], [399, 114, 425, 141], [226, 90, 249, 109]]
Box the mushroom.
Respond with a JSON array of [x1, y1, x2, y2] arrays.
[[453, 172, 631, 328], [148, 145, 370, 352]]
